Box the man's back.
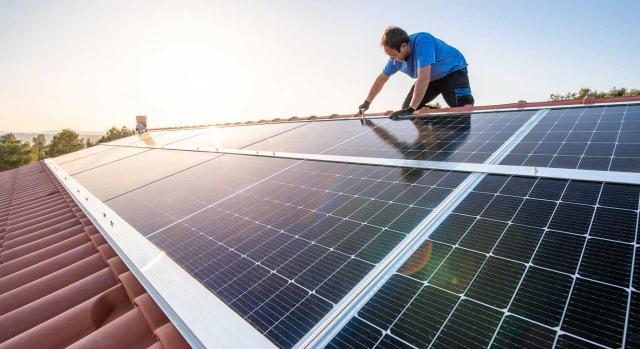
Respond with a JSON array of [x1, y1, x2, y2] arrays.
[[382, 32, 468, 81]]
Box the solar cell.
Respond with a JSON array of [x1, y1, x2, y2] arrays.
[[561, 278, 628, 347], [391, 285, 458, 346], [430, 299, 503, 348], [491, 315, 556, 349], [325, 317, 383, 349], [501, 105, 640, 172], [329, 174, 639, 348], [464, 257, 525, 309]]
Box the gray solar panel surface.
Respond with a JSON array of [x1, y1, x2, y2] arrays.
[[250, 110, 535, 163], [54, 105, 640, 349]]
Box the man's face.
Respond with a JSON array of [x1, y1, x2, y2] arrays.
[[383, 43, 410, 61]]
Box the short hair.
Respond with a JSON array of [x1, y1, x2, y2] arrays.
[[381, 26, 409, 51]]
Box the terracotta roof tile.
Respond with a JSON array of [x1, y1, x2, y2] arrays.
[[0, 162, 190, 349]]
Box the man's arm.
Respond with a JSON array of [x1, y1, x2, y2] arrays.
[[388, 65, 431, 119], [358, 73, 390, 115], [408, 64, 431, 109], [366, 73, 390, 103]]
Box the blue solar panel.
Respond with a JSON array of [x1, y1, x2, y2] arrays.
[[97, 154, 469, 348], [501, 105, 640, 172], [329, 174, 638, 348]]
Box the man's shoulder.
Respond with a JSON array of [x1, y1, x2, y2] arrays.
[[410, 32, 437, 49], [410, 32, 435, 41]]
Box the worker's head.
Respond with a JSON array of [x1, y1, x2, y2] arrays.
[[381, 26, 410, 61]]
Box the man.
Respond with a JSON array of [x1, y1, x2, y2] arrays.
[[358, 27, 474, 119]]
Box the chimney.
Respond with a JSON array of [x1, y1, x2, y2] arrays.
[[135, 115, 147, 134]]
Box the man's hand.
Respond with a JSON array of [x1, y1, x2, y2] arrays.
[[357, 100, 371, 116], [389, 106, 415, 120]]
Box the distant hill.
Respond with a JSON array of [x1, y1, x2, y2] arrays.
[[0, 130, 102, 144]]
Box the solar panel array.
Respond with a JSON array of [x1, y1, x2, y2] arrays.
[[52, 104, 640, 349], [327, 174, 638, 349]]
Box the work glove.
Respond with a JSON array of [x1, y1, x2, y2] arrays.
[[357, 100, 371, 116], [389, 106, 415, 120]]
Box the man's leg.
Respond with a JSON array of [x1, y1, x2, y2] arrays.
[[440, 69, 475, 107], [402, 82, 441, 109]]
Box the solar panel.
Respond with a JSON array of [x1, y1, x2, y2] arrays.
[[501, 105, 640, 172], [53, 144, 119, 164], [95, 154, 469, 348], [168, 122, 308, 150], [324, 111, 535, 162], [59, 145, 150, 175], [249, 111, 534, 162], [328, 173, 638, 348], [72, 149, 219, 200], [106, 128, 212, 147], [106, 155, 299, 233], [250, 119, 390, 154]]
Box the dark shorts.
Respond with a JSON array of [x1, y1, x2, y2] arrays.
[[402, 68, 474, 109]]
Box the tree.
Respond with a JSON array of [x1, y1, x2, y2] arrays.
[[46, 129, 85, 158], [550, 87, 640, 101], [85, 138, 95, 147], [97, 126, 136, 144], [0, 133, 32, 171], [31, 134, 48, 161]]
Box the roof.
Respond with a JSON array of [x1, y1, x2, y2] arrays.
[[0, 162, 190, 349], [2, 96, 640, 349], [149, 95, 640, 130]]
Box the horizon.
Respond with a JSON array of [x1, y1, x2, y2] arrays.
[[1, 0, 639, 132]]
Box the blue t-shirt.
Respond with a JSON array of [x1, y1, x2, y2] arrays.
[[382, 32, 467, 81]]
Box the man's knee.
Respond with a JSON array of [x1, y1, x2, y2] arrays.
[[456, 95, 474, 107], [453, 87, 474, 107]]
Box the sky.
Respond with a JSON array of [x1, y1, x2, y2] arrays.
[[1, 0, 639, 133]]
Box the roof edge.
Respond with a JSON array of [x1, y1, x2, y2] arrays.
[[148, 95, 640, 131], [417, 95, 640, 115]]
